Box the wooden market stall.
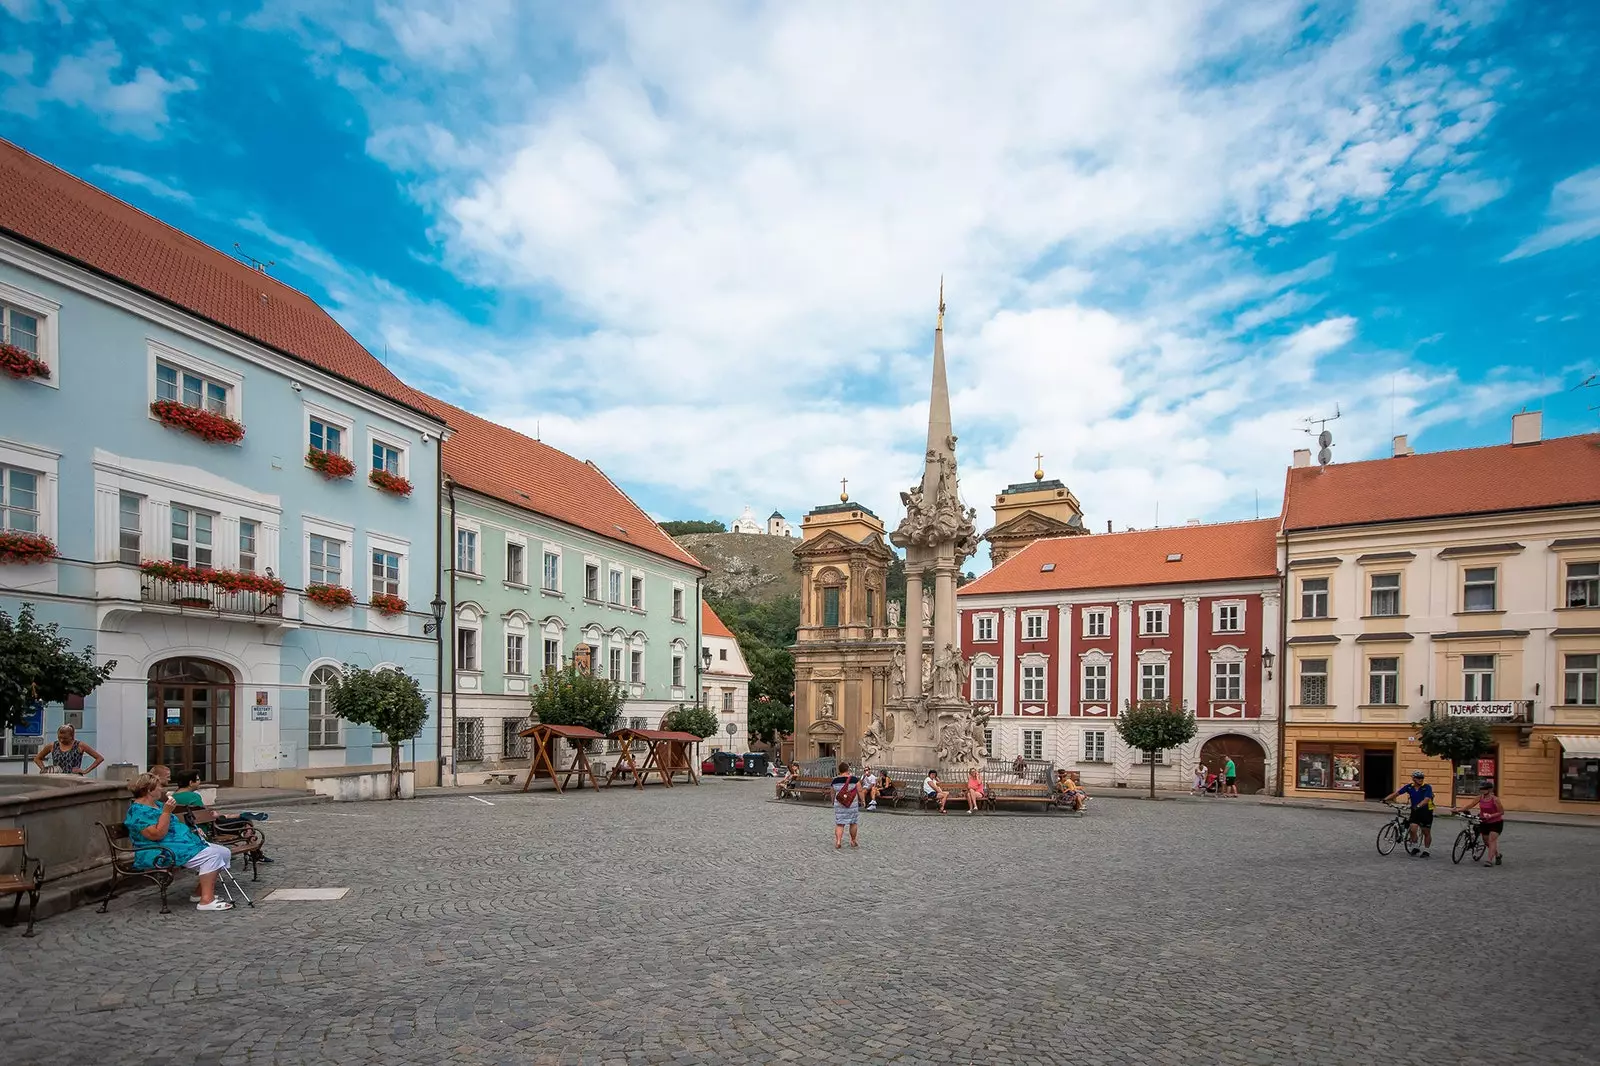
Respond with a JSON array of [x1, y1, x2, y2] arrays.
[[605, 728, 703, 788], [518, 723, 607, 794]]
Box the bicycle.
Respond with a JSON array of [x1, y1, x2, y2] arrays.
[[1376, 803, 1422, 856], [1452, 812, 1488, 865]]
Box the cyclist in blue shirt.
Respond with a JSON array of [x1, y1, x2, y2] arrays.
[[1384, 769, 1435, 858]]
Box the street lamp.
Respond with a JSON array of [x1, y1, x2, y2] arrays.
[[1262, 646, 1276, 680], [701, 646, 713, 670], [424, 594, 448, 636]]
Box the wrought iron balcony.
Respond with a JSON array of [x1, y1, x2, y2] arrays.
[[140, 573, 284, 620], [1428, 699, 1534, 724]]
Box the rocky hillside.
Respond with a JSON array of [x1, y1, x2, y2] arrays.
[[674, 532, 801, 602]]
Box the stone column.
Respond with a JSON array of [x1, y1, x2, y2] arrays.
[[905, 566, 925, 698], [1261, 590, 1280, 721], [1116, 599, 1134, 712], [1001, 606, 1017, 717], [1182, 595, 1201, 714], [934, 563, 957, 658], [1057, 603, 1072, 715]]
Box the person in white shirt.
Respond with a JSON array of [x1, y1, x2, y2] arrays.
[[860, 766, 879, 811], [922, 769, 948, 813]]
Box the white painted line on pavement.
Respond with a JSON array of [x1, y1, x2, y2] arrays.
[[468, 795, 495, 805]]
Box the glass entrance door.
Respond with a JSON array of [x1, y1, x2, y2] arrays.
[[146, 659, 235, 785]]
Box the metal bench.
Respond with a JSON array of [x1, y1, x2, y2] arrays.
[[184, 809, 265, 881], [980, 759, 1063, 812], [1, 828, 44, 937], [864, 766, 925, 809], [781, 757, 838, 801], [96, 821, 180, 915]]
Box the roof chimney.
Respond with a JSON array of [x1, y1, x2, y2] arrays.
[[1186, 518, 1201, 526], [1511, 410, 1542, 446], [1106, 519, 1112, 534], [1293, 448, 1312, 469], [1392, 434, 1411, 457]]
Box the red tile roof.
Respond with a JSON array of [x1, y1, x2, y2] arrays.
[[702, 602, 734, 639], [0, 139, 437, 419], [422, 395, 704, 571], [960, 518, 1280, 596], [1282, 433, 1600, 532]]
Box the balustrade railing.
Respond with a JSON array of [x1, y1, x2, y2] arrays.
[[140, 573, 284, 619], [1428, 699, 1534, 723]]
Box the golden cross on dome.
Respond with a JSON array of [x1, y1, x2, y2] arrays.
[[1034, 453, 1044, 481], [839, 477, 849, 502]]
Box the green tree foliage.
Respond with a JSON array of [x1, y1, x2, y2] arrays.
[[529, 663, 627, 736], [661, 702, 719, 739], [748, 695, 794, 746], [707, 593, 798, 704], [1418, 716, 1494, 774], [1115, 698, 1199, 798], [0, 603, 116, 731], [661, 519, 728, 536], [326, 665, 431, 799]]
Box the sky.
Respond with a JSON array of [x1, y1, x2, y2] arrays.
[[2, 0, 1598, 567]]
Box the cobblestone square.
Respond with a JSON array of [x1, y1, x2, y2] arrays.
[[4, 782, 1597, 1065]]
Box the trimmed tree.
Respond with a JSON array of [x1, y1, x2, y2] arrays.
[[326, 665, 430, 799], [1418, 715, 1494, 801], [529, 664, 627, 736], [748, 696, 793, 748], [661, 702, 719, 741], [1115, 699, 1199, 799], [0, 603, 116, 732]]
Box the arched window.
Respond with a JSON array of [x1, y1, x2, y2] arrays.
[[308, 665, 342, 748]]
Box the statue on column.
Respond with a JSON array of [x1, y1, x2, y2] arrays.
[[921, 597, 933, 627], [861, 718, 884, 761], [887, 600, 901, 629], [934, 643, 967, 698], [890, 646, 906, 700]]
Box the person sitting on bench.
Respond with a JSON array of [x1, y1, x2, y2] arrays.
[[171, 769, 274, 864], [922, 769, 949, 813], [124, 773, 235, 912], [1055, 770, 1087, 811], [776, 762, 800, 799]]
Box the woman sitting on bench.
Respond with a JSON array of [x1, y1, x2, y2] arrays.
[[775, 762, 800, 799], [124, 773, 236, 912], [1055, 770, 1087, 811]]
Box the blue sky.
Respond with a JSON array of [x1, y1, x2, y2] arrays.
[[2, 0, 1598, 552]]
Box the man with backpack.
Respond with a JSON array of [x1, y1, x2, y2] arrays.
[[832, 762, 862, 848]]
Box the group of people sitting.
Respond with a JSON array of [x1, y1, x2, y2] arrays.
[[123, 764, 268, 912], [778, 759, 1087, 813]]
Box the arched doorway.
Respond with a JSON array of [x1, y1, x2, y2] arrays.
[[1200, 734, 1267, 796], [148, 658, 236, 785]]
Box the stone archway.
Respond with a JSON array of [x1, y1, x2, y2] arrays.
[[1200, 734, 1267, 796]]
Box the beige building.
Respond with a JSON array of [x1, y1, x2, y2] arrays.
[[982, 464, 1087, 565], [1280, 414, 1600, 813]]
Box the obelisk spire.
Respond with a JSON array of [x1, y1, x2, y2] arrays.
[[922, 280, 954, 495]]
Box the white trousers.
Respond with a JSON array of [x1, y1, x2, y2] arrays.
[[185, 843, 232, 875]]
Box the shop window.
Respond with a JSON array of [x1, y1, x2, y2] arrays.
[[1561, 757, 1600, 802], [1453, 752, 1497, 801], [1296, 744, 1362, 791]]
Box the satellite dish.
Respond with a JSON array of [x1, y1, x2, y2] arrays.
[[1317, 447, 1332, 465], [1318, 430, 1333, 447]]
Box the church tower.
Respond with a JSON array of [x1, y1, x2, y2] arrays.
[[983, 460, 1086, 564]]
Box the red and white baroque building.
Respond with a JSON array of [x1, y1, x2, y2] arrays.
[[957, 518, 1283, 794]]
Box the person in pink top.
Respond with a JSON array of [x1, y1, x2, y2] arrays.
[[1455, 779, 1506, 867], [965, 767, 986, 814]]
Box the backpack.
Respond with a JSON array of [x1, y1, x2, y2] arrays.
[[836, 776, 859, 806]]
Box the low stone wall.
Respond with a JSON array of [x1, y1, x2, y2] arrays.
[[0, 775, 129, 923], [306, 769, 416, 801]]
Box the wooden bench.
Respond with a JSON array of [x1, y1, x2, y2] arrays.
[[1, 828, 44, 937], [780, 757, 838, 801], [96, 821, 180, 915], [863, 766, 924, 809]]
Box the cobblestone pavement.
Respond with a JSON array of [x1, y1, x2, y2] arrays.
[[4, 781, 1598, 1066]]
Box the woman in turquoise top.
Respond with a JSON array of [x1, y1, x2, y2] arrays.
[[124, 773, 235, 911]]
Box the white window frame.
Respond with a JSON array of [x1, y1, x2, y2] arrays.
[[630, 648, 645, 684], [1462, 654, 1496, 702], [147, 339, 242, 422], [1463, 566, 1498, 613], [504, 534, 528, 587], [1212, 601, 1244, 634], [1298, 657, 1330, 706], [1300, 575, 1330, 619], [1080, 653, 1110, 704], [1367, 656, 1400, 706], [1139, 655, 1169, 702], [455, 604, 482, 673], [1021, 663, 1047, 703], [118, 490, 144, 564], [1565, 561, 1599, 609], [543, 635, 562, 672], [1022, 728, 1044, 761], [1082, 730, 1107, 763], [0, 445, 57, 539], [608, 646, 624, 679], [505, 614, 528, 677], [672, 651, 685, 688], [238, 517, 259, 573], [367, 532, 409, 602], [542, 546, 563, 593], [584, 558, 602, 602], [1565, 654, 1598, 706], [1212, 659, 1243, 702], [1083, 608, 1110, 638], [1022, 610, 1048, 642], [169, 504, 217, 569], [306, 662, 343, 748], [973, 664, 996, 702], [455, 520, 481, 576], [367, 425, 410, 481], [672, 584, 686, 621], [630, 572, 646, 611], [303, 515, 355, 593], [1369, 572, 1402, 617], [973, 613, 997, 642], [302, 401, 353, 464], [607, 565, 624, 606], [1139, 604, 1169, 636], [0, 279, 61, 389]]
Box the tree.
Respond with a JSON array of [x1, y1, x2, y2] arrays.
[[706, 593, 798, 705], [661, 702, 719, 740], [1115, 699, 1199, 798], [0, 603, 116, 732], [529, 664, 627, 736], [326, 666, 430, 799], [661, 519, 728, 536], [1418, 716, 1494, 798], [748, 696, 794, 747]]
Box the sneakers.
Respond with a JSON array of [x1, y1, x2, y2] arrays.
[[195, 900, 233, 911], [1421, 850, 1430, 858], [866, 802, 877, 811]]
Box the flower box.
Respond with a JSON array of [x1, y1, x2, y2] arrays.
[[369, 468, 413, 497], [139, 559, 208, 583], [305, 583, 355, 609], [307, 448, 356, 479], [150, 400, 245, 444], [208, 569, 287, 595], [173, 596, 215, 609], [368, 592, 408, 616], [0, 343, 50, 381], [0, 531, 59, 564]]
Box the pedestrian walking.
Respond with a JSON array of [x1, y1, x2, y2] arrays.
[[1224, 756, 1238, 797], [831, 761, 862, 849]]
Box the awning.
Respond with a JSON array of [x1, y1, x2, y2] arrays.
[[1554, 735, 1600, 759]]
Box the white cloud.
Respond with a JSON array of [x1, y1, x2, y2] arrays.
[[1503, 164, 1600, 261], [5, 40, 196, 136], [90, 164, 194, 205], [1427, 169, 1510, 215]]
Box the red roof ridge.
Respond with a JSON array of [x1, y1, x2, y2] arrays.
[[702, 601, 735, 639], [1037, 515, 1282, 543]]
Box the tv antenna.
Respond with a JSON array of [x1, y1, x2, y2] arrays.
[[233, 243, 275, 274], [1299, 404, 1341, 468]]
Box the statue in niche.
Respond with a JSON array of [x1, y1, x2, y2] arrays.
[[922, 597, 933, 627], [820, 689, 835, 720], [890, 646, 906, 700]]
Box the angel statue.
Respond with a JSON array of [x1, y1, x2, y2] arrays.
[[887, 600, 901, 629], [890, 645, 906, 700], [935, 643, 963, 698]]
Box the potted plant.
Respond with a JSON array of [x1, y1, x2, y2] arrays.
[[368, 592, 408, 616], [0, 343, 50, 381], [150, 400, 245, 444], [209, 569, 287, 596], [369, 468, 413, 497], [138, 560, 208, 583], [0, 532, 59, 564], [306, 448, 356, 479], [305, 583, 355, 609]]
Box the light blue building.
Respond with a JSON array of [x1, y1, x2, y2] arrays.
[[0, 140, 449, 788]]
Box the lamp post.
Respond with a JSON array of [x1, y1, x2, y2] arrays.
[[424, 594, 447, 636], [1261, 646, 1276, 681]]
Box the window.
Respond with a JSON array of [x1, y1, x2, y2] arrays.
[[1214, 603, 1242, 633], [973, 665, 996, 701], [1084, 609, 1109, 638], [721, 689, 734, 712], [502, 542, 525, 585], [1562, 757, 1600, 802], [585, 563, 601, 601], [454, 718, 484, 763], [372, 549, 401, 598], [1296, 743, 1362, 791], [1568, 562, 1600, 608], [673, 587, 685, 620], [867, 588, 877, 627], [372, 440, 401, 475], [822, 587, 841, 627], [1463, 567, 1497, 612], [456, 529, 478, 574], [1140, 605, 1168, 636], [1213, 660, 1242, 702], [1565, 654, 1599, 706], [506, 633, 526, 675], [156, 360, 228, 415], [1462, 654, 1495, 701], [983, 729, 994, 757], [1301, 577, 1329, 619], [608, 568, 623, 605], [1081, 661, 1108, 703], [238, 519, 258, 573], [456, 627, 479, 671], [543, 637, 561, 671], [1140, 661, 1168, 701], [170, 506, 214, 568], [1367, 656, 1399, 705], [1022, 729, 1043, 760], [631, 575, 644, 610], [0, 466, 39, 533], [503, 718, 531, 761], [672, 654, 684, 687], [308, 417, 343, 456], [1, 302, 39, 354], [117, 491, 142, 563], [1299, 658, 1329, 705], [630, 650, 644, 684], [308, 534, 342, 586], [1021, 664, 1046, 702], [608, 647, 623, 679], [975, 615, 996, 642], [1082, 730, 1107, 762], [307, 665, 342, 747], [1023, 612, 1046, 641], [719, 648, 728, 661], [542, 550, 561, 592], [1360, 572, 1400, 617]]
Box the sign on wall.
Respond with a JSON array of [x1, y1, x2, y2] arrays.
[[1445, 701, 1516, 719]]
